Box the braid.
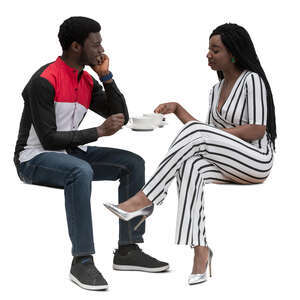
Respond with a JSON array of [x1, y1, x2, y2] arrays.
[[210, 24, 277, 150]]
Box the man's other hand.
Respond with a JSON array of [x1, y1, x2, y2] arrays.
[[97, 113, 125, 137]]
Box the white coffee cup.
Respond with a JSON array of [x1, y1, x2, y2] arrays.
[[143, 113, 165, 127], [131, 116, 154, 129]]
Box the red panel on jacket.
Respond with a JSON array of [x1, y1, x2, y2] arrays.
[[40, 57, 94, 109]]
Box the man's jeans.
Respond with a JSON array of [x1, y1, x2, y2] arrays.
[[16, 146, 145, 256]]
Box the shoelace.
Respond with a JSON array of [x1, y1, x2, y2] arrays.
[[86, 264, 102, 278], [137, 250, 160, 262], [128, 247, 160, 262], [78, 258, 102, 278], [114, 247, 161, 264]]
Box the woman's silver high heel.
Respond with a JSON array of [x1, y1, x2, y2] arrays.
[[188, 247, 213, 285], [103, 203, 154, 231]]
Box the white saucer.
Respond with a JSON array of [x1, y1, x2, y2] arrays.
[[126, 124, 155, 131]]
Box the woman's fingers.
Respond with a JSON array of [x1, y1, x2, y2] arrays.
[[154, 103, 169, 114], [154, 106, 161, 113]]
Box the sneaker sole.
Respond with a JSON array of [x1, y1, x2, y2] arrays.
[[69, 273, 108, 291], [113, 264, 169, 273]]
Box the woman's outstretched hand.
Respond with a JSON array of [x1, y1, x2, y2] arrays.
[[155, 102, 197, 124], [154, 102, 178, 115]]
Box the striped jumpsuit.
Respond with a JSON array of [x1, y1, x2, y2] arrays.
[[142, 70, 274, 246]]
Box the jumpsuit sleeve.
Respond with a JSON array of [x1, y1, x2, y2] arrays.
[[28, 76, 98, 151], [206, 87, 214, 125], [245, 73, 268, 126]]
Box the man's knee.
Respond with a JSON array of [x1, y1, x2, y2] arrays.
[[132, 153, 145, 170], [71, 162, 94, 181], [126, 152, 145, 174]]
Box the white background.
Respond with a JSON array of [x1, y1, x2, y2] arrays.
[[1, 0, 299, 299]]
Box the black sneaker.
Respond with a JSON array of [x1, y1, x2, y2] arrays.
[[113, 244, 169, 272], [70, 255, 108, 290]]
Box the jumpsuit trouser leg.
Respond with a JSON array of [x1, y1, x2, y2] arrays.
[[142, 121, 273, 246]]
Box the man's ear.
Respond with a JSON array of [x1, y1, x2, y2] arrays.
[[70, 41, 82, 54]]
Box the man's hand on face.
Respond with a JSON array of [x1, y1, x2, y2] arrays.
[[91, 53, 110, 77], [97, 113, 125, 137]]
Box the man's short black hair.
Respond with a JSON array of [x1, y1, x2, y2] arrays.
[[58, 16, 101, 51]]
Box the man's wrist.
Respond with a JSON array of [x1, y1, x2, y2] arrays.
[[98, 70, 109, 77], [97, 126, 104, 137], [99, 71, 113, 83]]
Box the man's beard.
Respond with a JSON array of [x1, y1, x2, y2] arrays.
[[79, 51, 91, 66]]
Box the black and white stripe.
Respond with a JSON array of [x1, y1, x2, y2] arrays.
[[141, 71, 272, 247], [142, 121, 273, 246], [207, 70, 268, 149]]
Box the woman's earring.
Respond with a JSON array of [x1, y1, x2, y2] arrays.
[[231, 57, 236, 63]]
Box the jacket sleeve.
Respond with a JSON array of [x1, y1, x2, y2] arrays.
[[89, 77, 129, 124], [27, 76, 98, 151]]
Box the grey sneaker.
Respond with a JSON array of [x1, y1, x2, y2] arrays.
[[70, 255, 108, 290], [113, 244, 169, 272]]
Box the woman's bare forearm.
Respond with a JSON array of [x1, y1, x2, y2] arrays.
[[173, 103, 265, 141], [222, 124, 266, 141], [174, 103, 198, 124]]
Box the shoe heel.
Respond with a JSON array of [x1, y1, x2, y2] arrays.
[[134, 215, 147, 231], [208, 249, 213, 277]]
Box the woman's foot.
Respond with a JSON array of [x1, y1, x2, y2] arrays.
[[118, 191, 153, 212], [192, 246, 210, 274]]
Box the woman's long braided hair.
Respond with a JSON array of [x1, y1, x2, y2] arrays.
[[210, 23, 277, 150]]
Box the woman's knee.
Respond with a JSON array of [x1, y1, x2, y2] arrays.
[[175, 121, 208, 140], [184, 156, 205, 171], [185, 121, 209, 130]]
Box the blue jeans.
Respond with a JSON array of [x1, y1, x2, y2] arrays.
[[17, 146, 145, 256]]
